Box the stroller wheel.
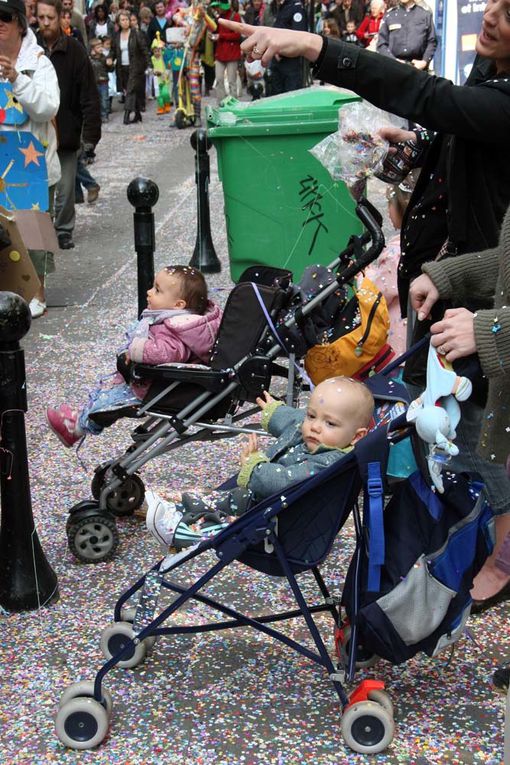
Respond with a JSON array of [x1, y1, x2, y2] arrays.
[[367, 689, 394, 718], [58, 680, 113, 717], [337, 625, 379, 670], [100, 621, 148, 669], [341, 700, 394, 754], [55, 696, 109, 750], [175, 109, 186, 129], [67, 513, 119, 564], [91, 466, 145, 517]]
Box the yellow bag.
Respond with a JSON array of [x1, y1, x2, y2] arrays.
[[304, 277, 391, 384]]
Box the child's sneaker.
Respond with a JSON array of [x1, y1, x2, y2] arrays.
[[146, 491, 184, 551], [46, 404, 82, 447]]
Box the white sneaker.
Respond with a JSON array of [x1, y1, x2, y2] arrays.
[[29, 297, 46, 318], [145, 491, 184, 551]]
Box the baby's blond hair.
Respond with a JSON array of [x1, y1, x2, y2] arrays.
[[317, 376, 374, 429]]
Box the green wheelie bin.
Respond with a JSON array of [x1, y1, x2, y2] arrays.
[[206, 86, 362, 282]]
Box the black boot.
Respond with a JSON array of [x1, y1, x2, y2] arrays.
[[133, 110, 142, 123], [123, 110, 131, 125]]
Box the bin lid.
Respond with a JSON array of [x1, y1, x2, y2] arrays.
[[206, 86, 359, 137]]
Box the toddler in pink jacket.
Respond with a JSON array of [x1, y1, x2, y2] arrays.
[[47, 265, 223, 447]]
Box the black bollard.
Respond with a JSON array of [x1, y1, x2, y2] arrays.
[[189, 129, 221, 274], [0, 292, 59, 611], [127, 177, 159, 318]]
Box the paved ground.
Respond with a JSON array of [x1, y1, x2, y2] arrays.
[[0, 93, 508, 765]]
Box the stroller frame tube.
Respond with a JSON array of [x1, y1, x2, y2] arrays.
[[99, 529, 349, 710]]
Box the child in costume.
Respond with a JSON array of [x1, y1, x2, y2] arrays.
[[151, 33, 172, 114], [47, 266, 223, 447], [146, 377, 374, 552], [173, 0, 217, 126]]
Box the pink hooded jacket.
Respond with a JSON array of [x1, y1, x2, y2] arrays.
[[127, 300, 223, 398]]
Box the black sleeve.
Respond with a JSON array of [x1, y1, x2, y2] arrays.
[[78, 48, 102, 146], [314, 39, 510, 143]]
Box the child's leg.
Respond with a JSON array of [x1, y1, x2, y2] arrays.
[[79, 381, 142, 435], [146, 492, 229, 552]]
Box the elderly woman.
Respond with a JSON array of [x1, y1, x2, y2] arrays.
[[220, 1, 510, 606], [114, 8, 149, 123], [356, 0, 385, 48], [0, 0, 60, 317]]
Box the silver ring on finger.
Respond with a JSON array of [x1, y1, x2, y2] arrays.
[[438, 344, 447, 356], [252, 46, 262, 56]]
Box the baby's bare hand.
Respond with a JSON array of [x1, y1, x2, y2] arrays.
[[240, 432, 259, 464], [255, 390, 275, 410]]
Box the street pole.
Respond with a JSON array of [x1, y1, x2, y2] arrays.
[[189, 129, 221, 274], [127, 177, 159, 318], [0, 292, 59, 611]]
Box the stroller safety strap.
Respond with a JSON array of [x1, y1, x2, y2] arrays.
[[249, 282, 315, 390]]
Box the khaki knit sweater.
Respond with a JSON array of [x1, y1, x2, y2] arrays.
[[422, 205, 510, 464]]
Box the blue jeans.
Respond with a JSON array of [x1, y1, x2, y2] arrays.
[[79, 381, 142, 435], [98, 81, 109, 121]]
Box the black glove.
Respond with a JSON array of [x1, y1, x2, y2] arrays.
[[82, 144, 96, 165]]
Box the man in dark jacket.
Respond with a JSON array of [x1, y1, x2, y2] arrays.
[[146, 0, 172, 47], [376, 0, 437, 69], [37, 0, 101, 249], [271, 0, 307, 94]]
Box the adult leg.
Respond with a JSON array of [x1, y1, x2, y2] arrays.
[[215, 59, 227, 103], [225, 60, 238, 98], [54, 148, 78, 248]]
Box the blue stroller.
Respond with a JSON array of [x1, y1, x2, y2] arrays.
[[56, 342, 495, 755]]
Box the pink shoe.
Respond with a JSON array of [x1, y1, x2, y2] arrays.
[[46, 404, 82, 448]]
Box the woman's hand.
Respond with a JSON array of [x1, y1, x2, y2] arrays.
[[219, 19, 322, 67], [409, 273, 440, 321], [0, 55, 18, 83], [377, 125, 416, 145], [255, 390, 275, 410], [240, 432, 260, 465], [430, 307, 477, 362]]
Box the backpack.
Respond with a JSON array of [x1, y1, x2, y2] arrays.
[[304, 275, 393, 384], [342, 427, 495, 667]]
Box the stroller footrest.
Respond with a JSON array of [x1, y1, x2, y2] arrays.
[[132, 362, 232, 392]]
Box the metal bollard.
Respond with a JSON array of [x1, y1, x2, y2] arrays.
[[127, 177, 159, 318], [0, 292, 59, 611], [189, 129, 221, 274]]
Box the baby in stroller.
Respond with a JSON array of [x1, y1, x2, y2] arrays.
[[46, 265, 222, 448], [145, 376, 374, 553]]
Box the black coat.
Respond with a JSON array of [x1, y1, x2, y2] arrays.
[[114, 29, 150, 95], [39, 32, 101, 151], [314, 39, 510, 289]]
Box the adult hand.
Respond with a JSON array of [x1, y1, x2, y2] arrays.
[[412, 59, 428, 70], [430, 307, 477, 362], [409, 273, 440, 321], [377, 125, 416, 146], [240, 432, 260, 465], [0, 55, 18, 83], [219, 19, 322, 67], [255, 390, 275, 410]]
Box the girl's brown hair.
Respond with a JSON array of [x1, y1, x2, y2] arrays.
[[164, 265, 209, 314]]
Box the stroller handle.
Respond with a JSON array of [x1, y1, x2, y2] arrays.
[[332, 197, 385, 289]]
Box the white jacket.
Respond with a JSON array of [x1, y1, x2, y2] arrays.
[[5, 29, 61, 187]]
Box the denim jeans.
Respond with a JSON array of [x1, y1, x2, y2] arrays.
[[98, 81, 109, 121], [79, 381, 142, 435]]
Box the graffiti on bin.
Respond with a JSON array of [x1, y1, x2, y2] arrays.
[[299, 175, 329, 257]]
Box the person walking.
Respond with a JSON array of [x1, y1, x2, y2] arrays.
[[37, 0, 101, 251], [114, 8, 150, 123]]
